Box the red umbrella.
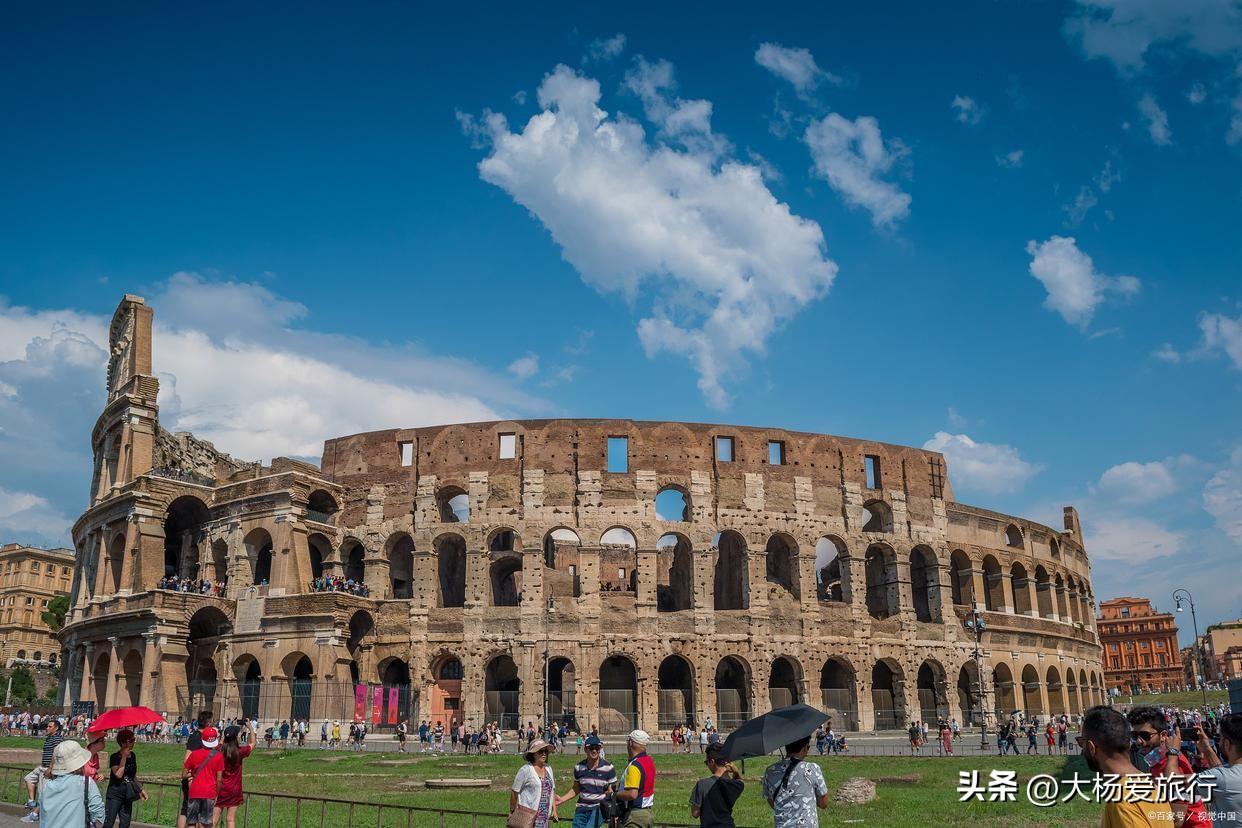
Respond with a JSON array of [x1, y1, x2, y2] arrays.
[[88, 706, 166, 733]]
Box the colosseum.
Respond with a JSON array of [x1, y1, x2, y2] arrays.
[[58, 295, 1105, 734]]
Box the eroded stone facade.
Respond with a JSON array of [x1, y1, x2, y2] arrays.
[[58, 296, 1106, 732]]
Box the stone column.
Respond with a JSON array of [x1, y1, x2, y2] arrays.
[[970, 566, 987, 610], [92, 530, 110, 598], [103, 637, 122, 710], [634, 548, 657, 619], [138, 633, 159, 709], [79, 643, 96, 705]]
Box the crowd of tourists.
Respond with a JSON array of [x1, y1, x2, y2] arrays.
[[155, 576, 227, 596], [308, 575, 370, 596]]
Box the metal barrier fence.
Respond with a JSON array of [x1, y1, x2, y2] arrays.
[[177, 681, 414, 731]]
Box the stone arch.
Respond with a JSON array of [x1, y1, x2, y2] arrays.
[[244, 528, 274, 586], [599, 654, 639, 733], [1049, 537, 1061, 559], [862, 499, 893, 533], [769, 655, 803, 708], [916, 659, 948, 723], [307, 533, 331, 582], [655, 486, 690, 522], [871, 659, 905, 729], [92, 650, 111, 709], [909, 545, 939, 622], [1021, 663, 1043, 717], [282, 652, 314, 720], [437, 486, 469, 523], [487, 526, 520, 553], [1054, 573, 1068, 620], [379, 657, 412, 724], [656, 533, 693, 612], [1005, 524, 1024, 549], [657, 654, 695, 728], [992, 662, 1017, 717], [1045, 665, 1065, 715], [1010, 562, 1032, 615], [547, 656, 576, 724], [434, 532, 467, 608], [542, 527, 579, 568], [490, 555, 522, 606], [981, 555, 1004, 611], [208, 539, 228, 583], [346, 610, 375, 659], [1066, 577, 1081, 624], [233, 655, 263, 720], [764, 533, 799, 600], [815, 536, 847, 602], [119, 648, 142, 707], [187, 605, 230, 712], [712, 531, 748, 611], [599, 526, 637, 548], [429, 653, 463, 725], [341, 538, 366, 583], [820, 657, 858, 730], [864, 543, 899, 619], [163, 495, 209, 581], [484, 653, 521, 729], [957, 662, 980, 726], [386, 533, 414, 599], [1034, 566, 1054, 619], [714, 656, 752, 729], [949, 549, 973, 606], [307, 489, 338, 524]]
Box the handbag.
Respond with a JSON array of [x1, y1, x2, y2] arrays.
[[121, 776, 143, 804], [505, 804, 536, 828]]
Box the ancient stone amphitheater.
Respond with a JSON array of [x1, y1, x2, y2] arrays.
[[59, 295, 1105, 733]]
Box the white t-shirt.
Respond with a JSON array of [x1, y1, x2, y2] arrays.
[[511, 764, 555, 811]]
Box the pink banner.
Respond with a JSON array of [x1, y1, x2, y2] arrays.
[[371, 686, 383, 726], [353, 684, 367, 722], [386, 688, 399, 725]]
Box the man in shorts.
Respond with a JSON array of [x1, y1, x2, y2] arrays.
[[21, 718, 64, 822], [176, 710, 213, 828], [182, 726, 224, 828]]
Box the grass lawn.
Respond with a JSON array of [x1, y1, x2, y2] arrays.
[[0, 737, 1102, 826], [1109, 689, 1229, 710]]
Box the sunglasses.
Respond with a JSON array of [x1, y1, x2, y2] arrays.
[[1131, 729, 1160, 741]]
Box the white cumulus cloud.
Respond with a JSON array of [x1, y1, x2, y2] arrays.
[[1084, 514, 1186, 563], [804, 113, 911, 227], [1098, 459, 1179, 503], [996, 149, 1025, 168], [923, 431, 1042, 495], [507, 353, 540, 380], [1025, 235, 1140, 330], [1197, 309, 1242, 368], [951, 95, 985, 125], [754, 43, 841, 94], [1138, 93, 1172, 145], [1204, 446, 1242, 545], [585, 33, 627, 63], [467, 62, 837, 408], [1064, 0, 1242, 74]]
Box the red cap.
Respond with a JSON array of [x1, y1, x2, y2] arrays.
[[200, 726, 220, 747]]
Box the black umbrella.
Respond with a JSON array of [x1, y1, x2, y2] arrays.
[[719, 703, 829, 761]]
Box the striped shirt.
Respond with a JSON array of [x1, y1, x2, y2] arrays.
[[41, 735, 65, 768], [572, 758, 617, 811]]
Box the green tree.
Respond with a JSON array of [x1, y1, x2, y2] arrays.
[[7, 665, 38, 705], [41, 594, 69, 632]]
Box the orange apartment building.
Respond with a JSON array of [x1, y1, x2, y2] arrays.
[[1098, 597, 1183, 694]]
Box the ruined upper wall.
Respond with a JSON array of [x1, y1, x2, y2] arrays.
[[153, 425, 259, 485]]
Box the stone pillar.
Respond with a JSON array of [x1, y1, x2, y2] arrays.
[[933, 560, 953, 623], [103, 637, 122, 710], [1023, 575, 1039, 618], [693, 547, 715, 635], [92, 530, 111, 598], [138, 633, 159, 709], [79, 644, 96, 705], [635, 548, 657, 619], [970, 566, 987, 610]]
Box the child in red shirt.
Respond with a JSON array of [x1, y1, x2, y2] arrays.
[[182, 726, 225, 828]]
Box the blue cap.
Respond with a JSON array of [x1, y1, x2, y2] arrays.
[[584, 735, 602, 747]]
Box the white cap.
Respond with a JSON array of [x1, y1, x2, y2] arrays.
[[627, 729, 650, 746]]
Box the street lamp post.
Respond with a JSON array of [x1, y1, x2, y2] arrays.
[[543, 596, 553, 731], [1173, 589, 1210, 712], [965, 601, 989, 749]]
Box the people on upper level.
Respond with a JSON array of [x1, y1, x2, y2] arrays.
[[308, 575, 370, 597], [156, 576, 226, 596]]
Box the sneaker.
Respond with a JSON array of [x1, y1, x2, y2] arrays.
[[24, 800, 35, 809], [20, 813, 39, 823]]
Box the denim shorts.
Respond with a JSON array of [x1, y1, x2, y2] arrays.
[[185, 797, 216, 825]]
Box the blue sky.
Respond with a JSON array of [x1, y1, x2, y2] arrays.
[[1, 1, 1240, 642]]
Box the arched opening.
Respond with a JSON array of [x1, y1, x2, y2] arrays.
[[288, 655, 313, 720], [120, 650, 142, 707], [342, 540, 365, 583], [387, 535, 414, 599], [1005, 524, 1024, 549], [1055, 573, 1068, 620], [715, 656, 751, 729], [244, 528, 274, 586], [871, 661, 904, 730], [864, 544, 897, 619], [655, 487, 690, 522], [92, 652, 111, 709], [381, 659, 412, 726], [163, 496, 209, 580], [909, 546, 938, 622], [815, 537, 846, 602], [438, 487, 470, 523], [109, 534, 125, 593], [992, 663, 1017, 718], [436, 534, 467, 608], [187, 606, 230, 714], [769, 656, 802, 708], [307, 534, 330, 582], [307, 490, 339, 524], [542, 528, 579, 569], [488, 528, 517, 553], [346, 611, 374, 660], [485, 654, 521, 730], [1010, 563, 1032, 615], [820, 658, 857, 730], [917, 660, 947, 724], [430, 656, 463, 725], [950, 550, 973, 607], [1078, 669, 1089, 711], [957, 663, 980, 727], [598, 655, 638, 733], [1050, 537, 1060, 558], [1021, 664, 1043, 717], [547, 657, 576, 725], [862, 500, 893, 533], [765, 534, 799, 600], [490, 556, 522, 606], [209, 539, 228, 583], [238, 658, 262, 720], [1046, 666, 1065, 715], [657, 655, 694, 729], [982, 555, 1004, 612], [712, 531, 748, 610], [1035, 566, 1054, 619], [600, 527, 637, 547], [656, 534, 693, 612]]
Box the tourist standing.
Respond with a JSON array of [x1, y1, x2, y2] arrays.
[[37, 741, 105, 828], [1193, 713, 1242, 827], [616, 730, 656, 828], [104, 729, 148, 827], [510, 739, 557, 828], [762, 735, 828, 827], [1128, 707, 1211, 828], [397, 720, 408, 753], [939, 720, 953, 756], [320, 719, 329, 749], [213, 723, 253, 828], [907, 721, 921, 755], [181, 726, 225, 828], [1078, 706, 1172, 827], [690, 744, 744, 828], [556, 735, 616, 828], [22, 717, 65, 822]]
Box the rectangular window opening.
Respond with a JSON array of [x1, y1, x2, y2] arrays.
[[398, 441, 414, 467], [865, 455, 882, 490], [498, 433, 517, 460], [768, 440, 785, 465], [715, 436, 734, 463], [607, 436, 629, 473]]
